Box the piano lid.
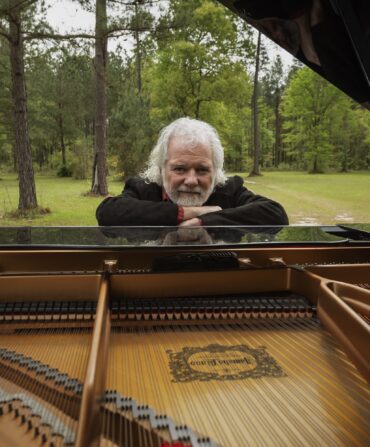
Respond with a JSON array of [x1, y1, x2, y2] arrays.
[[1, 225, 370, 248], [219, 0, 370, 108]]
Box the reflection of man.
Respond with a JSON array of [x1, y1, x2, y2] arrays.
[[96, 117, 289, 227], [160, 227, 214, 245]]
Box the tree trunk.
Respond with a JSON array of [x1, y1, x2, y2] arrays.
[[84, 118, 90, 138], [134, 0, 142, 93], [57, 72, 66, 166], [274, 95, 281, 167], [91, 0, 108, 195], [9, 7, 37, 210], [58, 115, 66, 166], [313, 155, 318, 173], [249, 32, 261, 177], [341, 149, 348, 172], [195, 99, 201, 119]]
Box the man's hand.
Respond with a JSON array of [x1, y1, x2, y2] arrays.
[[182, 205, 221, 221]]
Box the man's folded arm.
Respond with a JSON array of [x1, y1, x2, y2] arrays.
[[200, 187, 289, 226], [96, 180, 179, 226]]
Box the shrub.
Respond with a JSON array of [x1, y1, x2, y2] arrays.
[[57, 164, 73, 177]]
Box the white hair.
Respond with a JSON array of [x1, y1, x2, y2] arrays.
[[141, 117, 227, 186]]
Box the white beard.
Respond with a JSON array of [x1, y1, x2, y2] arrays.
[[163, 180, 213, 206]]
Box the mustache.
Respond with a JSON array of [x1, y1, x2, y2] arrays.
[[177, 187, 202, 194]]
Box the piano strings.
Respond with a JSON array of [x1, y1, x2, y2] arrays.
[[0, 267, 369, 446], [0, 329, 90, 446], [104, 318, 369, 447]]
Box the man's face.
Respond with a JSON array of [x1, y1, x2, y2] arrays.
[[163, 137, 215, 206]]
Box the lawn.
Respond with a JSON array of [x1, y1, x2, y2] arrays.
[[237, 171, 370, 225], [0, 174, 123, 226], [0, 171, 369, 226]]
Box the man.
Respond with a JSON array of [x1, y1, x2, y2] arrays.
[[96, 117, 289, 227]]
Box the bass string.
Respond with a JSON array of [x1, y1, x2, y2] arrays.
[[39, 327, 81, 445], [58, 327, 93, 444], [2, 329, 61, 443], [8, 327, 92, 445], [109, 327, 138, 447], [6, 329, 56, 441], [67, 327, 91, 444]]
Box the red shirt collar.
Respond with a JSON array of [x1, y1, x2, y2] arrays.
[[162, 188, 170, 201]]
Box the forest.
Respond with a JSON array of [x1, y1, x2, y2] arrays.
[[0, 0, 369, 215]]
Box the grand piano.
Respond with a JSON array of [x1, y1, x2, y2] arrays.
[[0, 1, 369, 447]]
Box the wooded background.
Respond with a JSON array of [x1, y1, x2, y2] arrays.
[[0, 0, 369, 214]]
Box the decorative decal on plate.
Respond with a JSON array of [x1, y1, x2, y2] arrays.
[[167, 344, 285, 382]]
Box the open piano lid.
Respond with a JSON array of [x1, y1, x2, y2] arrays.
[[219, 0, 370, 109]]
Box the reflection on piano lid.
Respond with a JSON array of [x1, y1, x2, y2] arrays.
[[1, 225, 370, 248], [219, 0, 370, 108]]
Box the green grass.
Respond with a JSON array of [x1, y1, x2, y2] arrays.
[[0, 171, 369, 226], [0, 174, 123, 226], [236, 171, 370, 225]]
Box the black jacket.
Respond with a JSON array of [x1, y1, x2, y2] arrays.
[[96, 175, 289, 226]]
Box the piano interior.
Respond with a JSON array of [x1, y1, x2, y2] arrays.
[[1, 0, 369, 444], [0, 239, 369, 447]]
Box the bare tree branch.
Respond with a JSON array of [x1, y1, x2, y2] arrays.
[[106, 23, 179, 36], [23, 32, 95, 41], [0, 0, 37, 16], [108, 0, 165, 5], [7, 0, 37, 12]]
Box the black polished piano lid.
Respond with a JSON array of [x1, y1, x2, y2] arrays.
[[0, 225, 369, 248], [219, 0, 370, 108]]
